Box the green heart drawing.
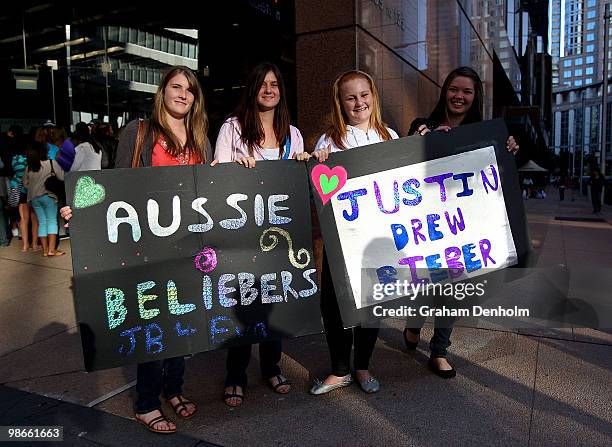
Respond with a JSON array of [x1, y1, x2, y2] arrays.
[[320, 174, 339, 195], [73, 176, 106, 209]]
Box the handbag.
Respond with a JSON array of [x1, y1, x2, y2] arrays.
[[44, 160, 66, 203], [8, 181, 21, 207]]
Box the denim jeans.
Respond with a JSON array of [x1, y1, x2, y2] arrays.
[[0, 198, 9, 245], [30, 194, 58, 237], [407, 326, 453, 358], [135, 357, 185, 414], [225, 340, 282, 387]]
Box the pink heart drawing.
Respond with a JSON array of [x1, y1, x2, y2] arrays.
[[311, 164, 348, 205]]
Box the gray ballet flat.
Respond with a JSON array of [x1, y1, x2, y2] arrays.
[[357, 376, 380, 394], [309, 375, 353, 395]]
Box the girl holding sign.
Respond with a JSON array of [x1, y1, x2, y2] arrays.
[[62, 66, 212, 434], [214, 62, 308, 407], [404, 66, 518, 378], [309, 70, 399, 395]]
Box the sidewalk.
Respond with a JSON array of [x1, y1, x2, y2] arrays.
[[0, 189, 610, 447]]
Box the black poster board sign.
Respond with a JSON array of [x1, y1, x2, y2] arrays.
[[66, 162, 322, 371], [308, 119, 532, 328]]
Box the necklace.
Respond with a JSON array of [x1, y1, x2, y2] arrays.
[[159, 136, 191, 164]]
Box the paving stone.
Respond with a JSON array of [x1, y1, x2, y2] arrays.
[[531, 339, 612, 447]]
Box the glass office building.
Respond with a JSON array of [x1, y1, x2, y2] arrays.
[[1, 1, 549, 158]]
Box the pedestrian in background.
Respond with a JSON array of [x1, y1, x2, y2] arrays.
[[11, 137, 40, 252], [23, 140, 64, 256], [589, 168, 604, 213], [559, 174, 567, 201], [70, 122, 101, 172], [91, 122, 118, 169]]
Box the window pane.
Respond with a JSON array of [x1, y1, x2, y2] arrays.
[[108, 26, 118, 41]]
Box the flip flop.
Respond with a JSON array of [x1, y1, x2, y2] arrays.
[[135, 412, 176, 434], [167, 395, 197, 419], [48, 251, 66, 256]]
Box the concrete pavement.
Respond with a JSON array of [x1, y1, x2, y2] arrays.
[[0, 187, 611, 446]]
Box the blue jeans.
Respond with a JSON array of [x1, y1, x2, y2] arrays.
[[407, 326, 453, 358], [0, 198, 9, 245], [135, 357, 185, 414], [31, 194, 58, 237], [225, 340, 282, 387]]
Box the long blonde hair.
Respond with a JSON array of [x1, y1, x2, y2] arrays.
[[326, 70, 391, 149], [151, 66, 208, 162]]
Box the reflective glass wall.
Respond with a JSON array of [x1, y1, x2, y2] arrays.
[[351, 0, 519, 138]]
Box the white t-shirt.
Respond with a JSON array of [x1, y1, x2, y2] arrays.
[[71, 142, 102, 171], [215, 117, 304, 162], [314, 125, 399, 152], [259, 148, 282, 160]]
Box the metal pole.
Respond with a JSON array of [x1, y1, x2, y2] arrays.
[[103, 26, 110, 123], [570, 131, 577, 180], [65, 25, 73, 131], [21, 14, 27, 68], [569, 132, 574, 183], [580, 91, 585, 195], [50, 68, 56, 124], [602, 3, 610, 178]]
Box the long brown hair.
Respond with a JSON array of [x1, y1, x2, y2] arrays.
[[429, 66, 483, 126], [151, 66, 208, 162], [34, 126, 65, 147], [234, 62, 291, 158], [326, 70, 391, 150]]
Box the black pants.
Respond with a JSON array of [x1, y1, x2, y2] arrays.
[[592, 189, 602, 212], [321, 253, 379, 377], [135, 357, 185, 414], [225, 340, 282, 388]]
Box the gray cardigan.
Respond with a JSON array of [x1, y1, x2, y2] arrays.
[[115, 119, 212, 168]]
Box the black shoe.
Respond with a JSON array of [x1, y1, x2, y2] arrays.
[[428, 357, 456, 379], [402, 328, 419, 350]]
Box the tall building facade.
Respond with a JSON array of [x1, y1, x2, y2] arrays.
[[296, 0, 550, 157], [551, 0, 612, 176], [1, 0, 549, 163]]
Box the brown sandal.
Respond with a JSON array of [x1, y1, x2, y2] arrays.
[[168, 395, 197, 419], [135, 412, 176, 434]]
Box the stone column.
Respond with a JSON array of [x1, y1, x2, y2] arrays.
[[295, 0, 357, 149]]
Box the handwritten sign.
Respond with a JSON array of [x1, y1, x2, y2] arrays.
[[66, 162, 322, 371], [309, 119, 531, 327]]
